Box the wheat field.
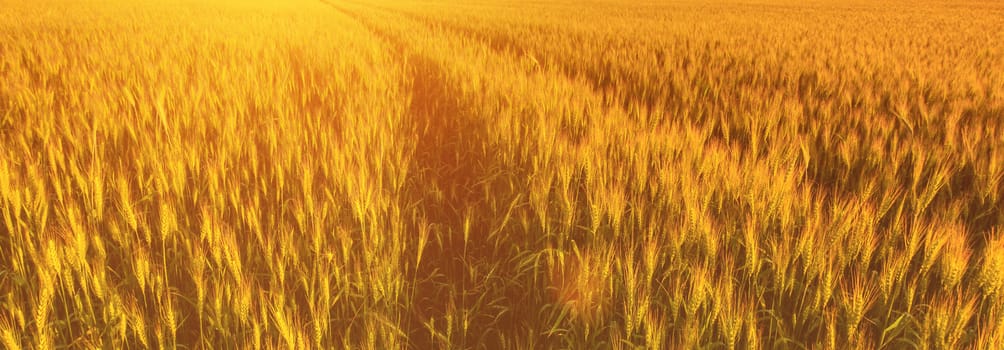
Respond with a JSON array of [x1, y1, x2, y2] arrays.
[[1, 0, 1003, 348]]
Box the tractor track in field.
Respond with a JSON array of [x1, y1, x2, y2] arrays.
[[319, 1, 558, 348]]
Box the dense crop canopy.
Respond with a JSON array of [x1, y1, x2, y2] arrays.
[[1, 0, 1002, 348]]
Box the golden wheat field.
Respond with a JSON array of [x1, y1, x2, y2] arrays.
[[2, 0, 1004, 348]]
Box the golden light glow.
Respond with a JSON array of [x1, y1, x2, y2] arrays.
[[1, 0, 1003, 348]]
